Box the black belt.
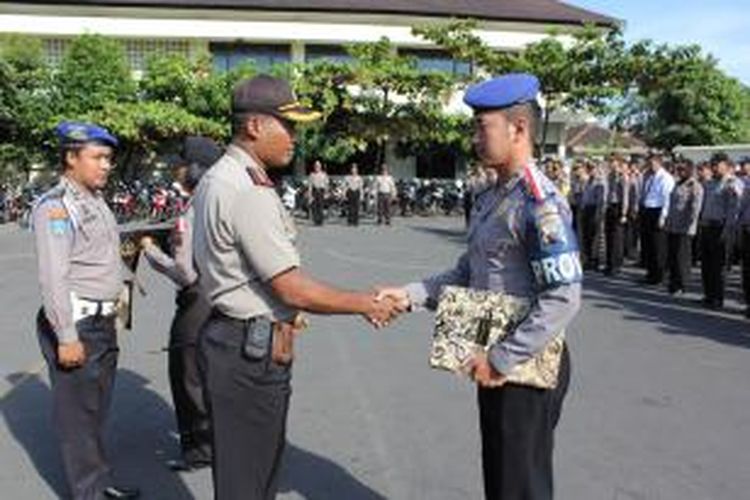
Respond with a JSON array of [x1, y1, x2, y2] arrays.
[[209, 309, 256, 326]]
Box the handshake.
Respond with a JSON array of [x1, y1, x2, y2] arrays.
[[363, 287, 412, 329], [362, 286, 506, 388]]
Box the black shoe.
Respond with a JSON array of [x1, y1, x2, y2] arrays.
[[668, 288, 684, 296], [103, 486, 140, 499], [166, 458, 211, 472]]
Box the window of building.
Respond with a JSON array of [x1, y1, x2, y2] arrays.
[[43, 38, 190, 71], [399, 49, 472, 76], [43, 38, 71, 67], [124, 39, 190, 72], [304, 45, 353, 64], [210, 43, 291, 72]]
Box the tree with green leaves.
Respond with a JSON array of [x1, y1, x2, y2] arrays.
[[414, 20, 630, 154], [0, 34, 54, 183], [618, 42, 750, 149]]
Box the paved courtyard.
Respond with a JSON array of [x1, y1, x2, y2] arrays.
[[2, 216, 749, 499]]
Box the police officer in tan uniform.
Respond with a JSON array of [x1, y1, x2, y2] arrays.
[[308, 160, 329, 226], [344, 163, 363, 226], [33, 122, 139, 499], [375, 164, 397, 225], [192, 75, 402, 500]]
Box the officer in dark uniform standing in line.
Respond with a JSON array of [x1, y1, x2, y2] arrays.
[[33, 122, 139, 499], [664, 160, 703, 295], [580, 162, 607, 271], [140, 136, 223, 471], [604, 157, 629, 276], [380, 73, 581, 500], [344, 163, 363, 226], [738, 163, 750, 318], [625, 160, 642, 261], [192, 75, 402, 500], [308, 160, 328, 226], [699, 153, 743, 309]]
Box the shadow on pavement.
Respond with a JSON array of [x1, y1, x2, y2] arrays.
[[584, 272, 750, 349], [1, 374, 67, 498], [279, 444, 386, 500], [2, 369, 194, 499], [407, 224, 467, 244]]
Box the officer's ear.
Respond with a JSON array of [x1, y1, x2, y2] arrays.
[[233, 113, 264, 141], [61, 145, 83, 170]]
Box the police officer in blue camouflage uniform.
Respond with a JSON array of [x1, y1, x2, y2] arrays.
[[33, 122, 139, 499], [379, 74, 581, 500]]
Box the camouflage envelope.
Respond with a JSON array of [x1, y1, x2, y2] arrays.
[[432, 286, 564, 390]]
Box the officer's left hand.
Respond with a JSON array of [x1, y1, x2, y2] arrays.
[[466, 352, 507, 388]]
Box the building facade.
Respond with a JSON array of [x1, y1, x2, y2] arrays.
[[1, 1, 616, 177]]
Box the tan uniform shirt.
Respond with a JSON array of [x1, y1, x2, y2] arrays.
[[375, 174, 396, 195], [309, 171, 329, 190], [192, 145, 300, 321], [33, 177, 124, 342], [344, 175, 364, 193]]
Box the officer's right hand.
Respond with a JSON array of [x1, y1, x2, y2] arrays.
[[365, 295, 402, 329], [57, 341, 86, 369], [139, 236, 155, 249]]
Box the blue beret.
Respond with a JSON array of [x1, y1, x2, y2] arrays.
[[464, 73, 540, 112], [55, 121, 118, 148]]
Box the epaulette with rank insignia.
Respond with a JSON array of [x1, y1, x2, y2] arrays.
[[33, 183, 66, 208], [521, 165, 547, 203], [246, 166, 275, 188], [30, 183, 69, 232]]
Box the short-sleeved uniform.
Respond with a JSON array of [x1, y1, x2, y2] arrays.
[[344, 174, 363, 225], [32, 177, 125, 500], [192, 144, 300, 500], [308, 171, 328, 226], [406, 163, 582, 500], [699, 175, 743, 307]]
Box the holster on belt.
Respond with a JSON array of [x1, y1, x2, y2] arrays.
[[271, 314, 308, 365]]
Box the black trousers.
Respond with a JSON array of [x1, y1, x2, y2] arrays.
[[478, 346, 570, 500], [570, 205, 579, 235], [640, 207, 666, 283], [700, 224, 727, 305], [464, 195, 474, 227], [741, 226, 750, 309], [169, 283, 212, 463], [666, 233, 692, 293], [625, 216, 639, 261], [199, 313, 292, 500], [346, 190, 360, 226], [311, 188, 325, 226], [37, 309, 119, 500], [604, 204, 625, 274], [581, 206, 601, 269], [377, 193, 392, 224]]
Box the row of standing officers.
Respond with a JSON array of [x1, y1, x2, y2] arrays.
[[308, 161, 397, 226], [571, 152, 749, 314]]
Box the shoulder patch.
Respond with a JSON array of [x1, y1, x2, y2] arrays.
[[47, 206, 69, 220], [526, 198, 581, 290]]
